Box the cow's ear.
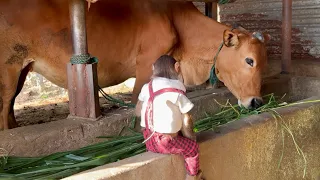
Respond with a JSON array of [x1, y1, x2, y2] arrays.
[[223, 30, 239, 47]]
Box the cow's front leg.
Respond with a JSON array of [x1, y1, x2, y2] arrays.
[[131, 54, 153, 104]]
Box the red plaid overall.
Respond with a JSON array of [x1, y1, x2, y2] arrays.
[[143, 80, 199, 176]]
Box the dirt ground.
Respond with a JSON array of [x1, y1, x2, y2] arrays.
[[14, 75, 134, 127]]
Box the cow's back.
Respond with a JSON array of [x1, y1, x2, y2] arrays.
[[0, 0, 176, 88]]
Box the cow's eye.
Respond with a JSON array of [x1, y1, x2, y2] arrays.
[[245, 58, 254, 67]]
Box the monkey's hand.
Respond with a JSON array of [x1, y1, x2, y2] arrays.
[[135, 101, 143, 117], [181, 113, 196, 141], [86, 0, 98, 11], [166, 100, 196, 141], [86, 0, 98, 3]]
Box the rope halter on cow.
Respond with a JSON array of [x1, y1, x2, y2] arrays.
[[209, 27, 236, 85]]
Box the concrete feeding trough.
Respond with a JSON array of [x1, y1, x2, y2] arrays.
[[65, 75, 320, 180], [1, 74, 320, 180], [65, 98, 320, 180]]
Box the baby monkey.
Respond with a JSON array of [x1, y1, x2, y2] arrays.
[[136, 55, 204, 180]]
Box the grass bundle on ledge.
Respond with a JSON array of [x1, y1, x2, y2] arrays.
[[193, 93, 286, 133], [0, 94, 318, 179]]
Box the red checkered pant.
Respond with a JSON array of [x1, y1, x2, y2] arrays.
[[143, 129, 199, 176]]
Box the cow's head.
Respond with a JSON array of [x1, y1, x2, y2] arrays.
[[179, 26, 270, 109], [215, 28, 270, 109]]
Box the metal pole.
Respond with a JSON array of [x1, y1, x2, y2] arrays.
[[67, 0, 101, 119], [281, 0, 292, 74], [69, 0, 88, 55]]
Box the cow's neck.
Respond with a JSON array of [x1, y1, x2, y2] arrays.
[[171, 2, 229, 63]]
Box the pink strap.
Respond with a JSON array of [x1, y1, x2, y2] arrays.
[[144, 79, 186, 130]]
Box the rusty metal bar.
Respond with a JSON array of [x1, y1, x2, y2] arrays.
[[67, 0, 101, 119], [212, 2, 218, 21], [205, 2, 218, 20], [281, 0, 292, 73], [205, 2, 213, 18]]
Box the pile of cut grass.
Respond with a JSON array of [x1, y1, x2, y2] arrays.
[[0, 135, 145, 180], [0, 94, 317, 179], [193, 94, 286, 133]]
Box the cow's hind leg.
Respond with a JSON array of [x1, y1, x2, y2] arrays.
[[0, 63, 32, 130], [131, 51, 155, 104]]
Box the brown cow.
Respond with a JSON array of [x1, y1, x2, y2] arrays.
[[0, 0, 270, 130]]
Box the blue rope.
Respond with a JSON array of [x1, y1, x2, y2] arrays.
[[209, 27, 236, 85], [209, 42, 224, 85], [98, 86, 136, 108], [70, 54, 98, 64], [70, 55, 134, 108]]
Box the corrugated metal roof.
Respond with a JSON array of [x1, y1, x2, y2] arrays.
[[195, 0, 320, 61], [193, 2, 206, 14]]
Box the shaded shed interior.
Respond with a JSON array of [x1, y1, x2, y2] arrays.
[[196, 0, 320, 61]]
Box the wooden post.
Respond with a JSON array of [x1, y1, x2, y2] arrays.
[[67, 0, 101, 119], [281, 0, 292, 74]]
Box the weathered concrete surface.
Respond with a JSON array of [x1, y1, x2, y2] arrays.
[[261, 74, 320, 103], [0, 108, 134, 157], [199, 97, 320, 180], [65, 97, 320, 180], [65, 152, 186, 180]]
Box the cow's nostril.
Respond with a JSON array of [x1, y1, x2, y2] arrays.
[[250, 98, 263, 109]]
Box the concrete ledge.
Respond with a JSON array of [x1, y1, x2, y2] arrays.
[[0, 109, 134, 157], [65, 152, 186, 180], [64, 96, 320, 180], [0, 87, 234, 157]]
